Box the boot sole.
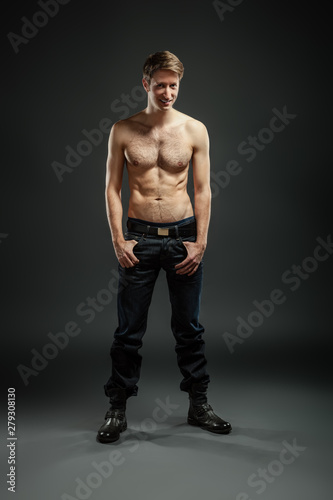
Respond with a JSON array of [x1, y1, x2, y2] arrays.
[[187, 417, 232, 434], [96, 422, 127, 443]]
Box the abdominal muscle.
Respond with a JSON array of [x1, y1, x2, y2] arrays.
[[127, 164, 194, 223]]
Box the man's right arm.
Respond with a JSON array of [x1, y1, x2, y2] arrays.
[[105, 122, 139, 268]]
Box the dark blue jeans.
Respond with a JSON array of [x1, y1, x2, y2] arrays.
[[104, 217, 210, 400]]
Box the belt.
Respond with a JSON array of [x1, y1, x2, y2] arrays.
[[127, 219, 197, 238]]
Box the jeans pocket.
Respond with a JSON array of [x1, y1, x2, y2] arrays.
[[177, 235, 195, 256], [125, 232, 144, 244], [179, 235, 196, 247]]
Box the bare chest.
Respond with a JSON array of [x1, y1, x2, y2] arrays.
[[124, 130, 193, 170]]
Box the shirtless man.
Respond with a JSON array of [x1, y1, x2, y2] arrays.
[[97, 51, 231, 443]]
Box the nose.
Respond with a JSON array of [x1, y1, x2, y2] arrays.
[[163, 87, 172, 99]]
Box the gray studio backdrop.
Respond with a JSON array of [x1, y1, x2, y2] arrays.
[[2, 0, 331, 392], [1, 0, 332, 498]]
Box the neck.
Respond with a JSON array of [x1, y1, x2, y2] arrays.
[[144, 103, 176, 127]]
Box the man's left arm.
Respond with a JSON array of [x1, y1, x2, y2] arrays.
[[175, 121, 211, 276]]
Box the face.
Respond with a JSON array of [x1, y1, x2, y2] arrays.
[[143, 69, 180, 111]]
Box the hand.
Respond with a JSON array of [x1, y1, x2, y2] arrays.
[[175, 241, 205, 276], [114, 239, 140, 268]]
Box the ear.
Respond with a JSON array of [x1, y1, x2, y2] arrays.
[[142, 77, 150, 93]]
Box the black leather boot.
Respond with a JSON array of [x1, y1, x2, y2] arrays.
[[187, 383, 232, 434], [97, 409, 127, 443], [97, 388, 127, 443]]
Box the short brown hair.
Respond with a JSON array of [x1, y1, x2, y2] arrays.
[[143, 51, 184, 84]]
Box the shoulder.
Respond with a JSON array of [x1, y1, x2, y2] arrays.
[[179, 113, 208, 139], [109, 111, 146, 145], [179, 114, 209, 148], [186, 118, 207, 134], [113, 110, 147, 131]]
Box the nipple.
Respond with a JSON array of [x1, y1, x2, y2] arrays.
[[133, 160, 139, 166], [178, 162, 183, 167]]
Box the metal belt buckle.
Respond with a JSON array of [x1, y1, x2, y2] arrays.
[[157, 227, 169, 236]]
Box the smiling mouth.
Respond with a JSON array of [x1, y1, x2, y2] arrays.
[[160, 99, 172, 103]]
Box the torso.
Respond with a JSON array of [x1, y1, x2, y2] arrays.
[[122, 110, 195, 223]]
